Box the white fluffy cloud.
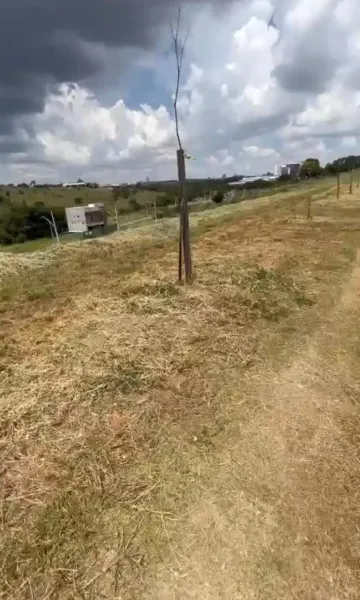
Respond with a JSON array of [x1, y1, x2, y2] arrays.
[[36, 85, 175, 173], [3, 0, 360, 183]]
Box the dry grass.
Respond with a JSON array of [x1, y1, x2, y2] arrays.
[[1, 183, 360, 599]]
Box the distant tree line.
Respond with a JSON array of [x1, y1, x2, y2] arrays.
[[299, 155, 360, 177], [1, 153, 359, 245], [324, 155, 360, 174]]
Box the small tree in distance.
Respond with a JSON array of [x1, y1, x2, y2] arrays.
[[129, 197, 141, 212], [212, 191, 224, 204], [299, 158, 322, 178]]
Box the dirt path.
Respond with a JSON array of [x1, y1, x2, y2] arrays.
[[147, 252, 360, 599]]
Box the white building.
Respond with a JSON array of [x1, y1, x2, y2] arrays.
[[279, 163, 301, 178], [65, 204, 107, 233], [63, 182, 87, 188]]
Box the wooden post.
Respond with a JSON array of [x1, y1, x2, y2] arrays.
[[349, 170, 353, 195], [337, 173, 340, 199], [114, 203, 120, 232], [177, 148, 192, 282], [307, 194, 311, 220]]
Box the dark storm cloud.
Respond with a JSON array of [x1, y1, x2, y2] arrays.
[[272, 1, 346, 95], [274, 55, 339, 94], [0, 0, 232, 130], [0, 138, 26, 155]]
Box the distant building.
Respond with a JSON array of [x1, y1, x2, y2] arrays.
[[228, 174, 278, 186], [279, 163, 300, 178], [63, 181, 87, 188], [65, 203, 107, 233]]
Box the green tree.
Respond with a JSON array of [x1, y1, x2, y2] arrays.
[[325, 155, 360, 174], [121, 187, 130, 200], [300, 158, 322, 178], [212, 191, 224, 204], [129, 197, 141, 212]]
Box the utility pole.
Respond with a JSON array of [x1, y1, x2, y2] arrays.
[[171, 8, 192, 283]]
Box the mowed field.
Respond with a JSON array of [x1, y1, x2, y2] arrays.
[[1, 180, 360, 599]]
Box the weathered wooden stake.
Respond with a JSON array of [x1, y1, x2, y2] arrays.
[[336, 173, 341, 199], [171, 8, 193, 283], [177, 148, 192, 282], [349, 170, 353, 195], [307, 194, 311, 219]]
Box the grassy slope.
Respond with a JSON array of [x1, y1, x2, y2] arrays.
[[0, 177, 336, 254], [0, 182, 360, 599], [1, 186, 161, 210], [0, 187, 164, 254]]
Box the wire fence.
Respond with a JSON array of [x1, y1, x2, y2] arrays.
[[2, 176, 340, 254]]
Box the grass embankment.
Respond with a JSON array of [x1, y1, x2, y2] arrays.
[[0, 184, 360, 599], [0, 177, 337, 255]]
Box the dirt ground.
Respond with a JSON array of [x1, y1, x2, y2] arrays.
[[1, 183, 360, 599]]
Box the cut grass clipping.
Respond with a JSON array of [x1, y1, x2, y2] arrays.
[[1, 185, 359, 599]]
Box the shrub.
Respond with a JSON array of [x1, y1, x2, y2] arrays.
[[157, 195, 174, 207], [212, 191, 224, 204], [74, 197, 83, 205], [129, 197, 141, 212], [15, 233, 26, 244]]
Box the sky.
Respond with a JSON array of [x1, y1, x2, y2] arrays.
[[0, 0, 360, 183]]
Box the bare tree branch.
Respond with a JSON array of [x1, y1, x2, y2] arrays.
[[171, 7, 188, 151]]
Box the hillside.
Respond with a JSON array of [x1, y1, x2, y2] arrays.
[[1, 180, 360, 599]]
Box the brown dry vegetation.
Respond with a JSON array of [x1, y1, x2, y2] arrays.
[[0, 182, 360, 599]]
